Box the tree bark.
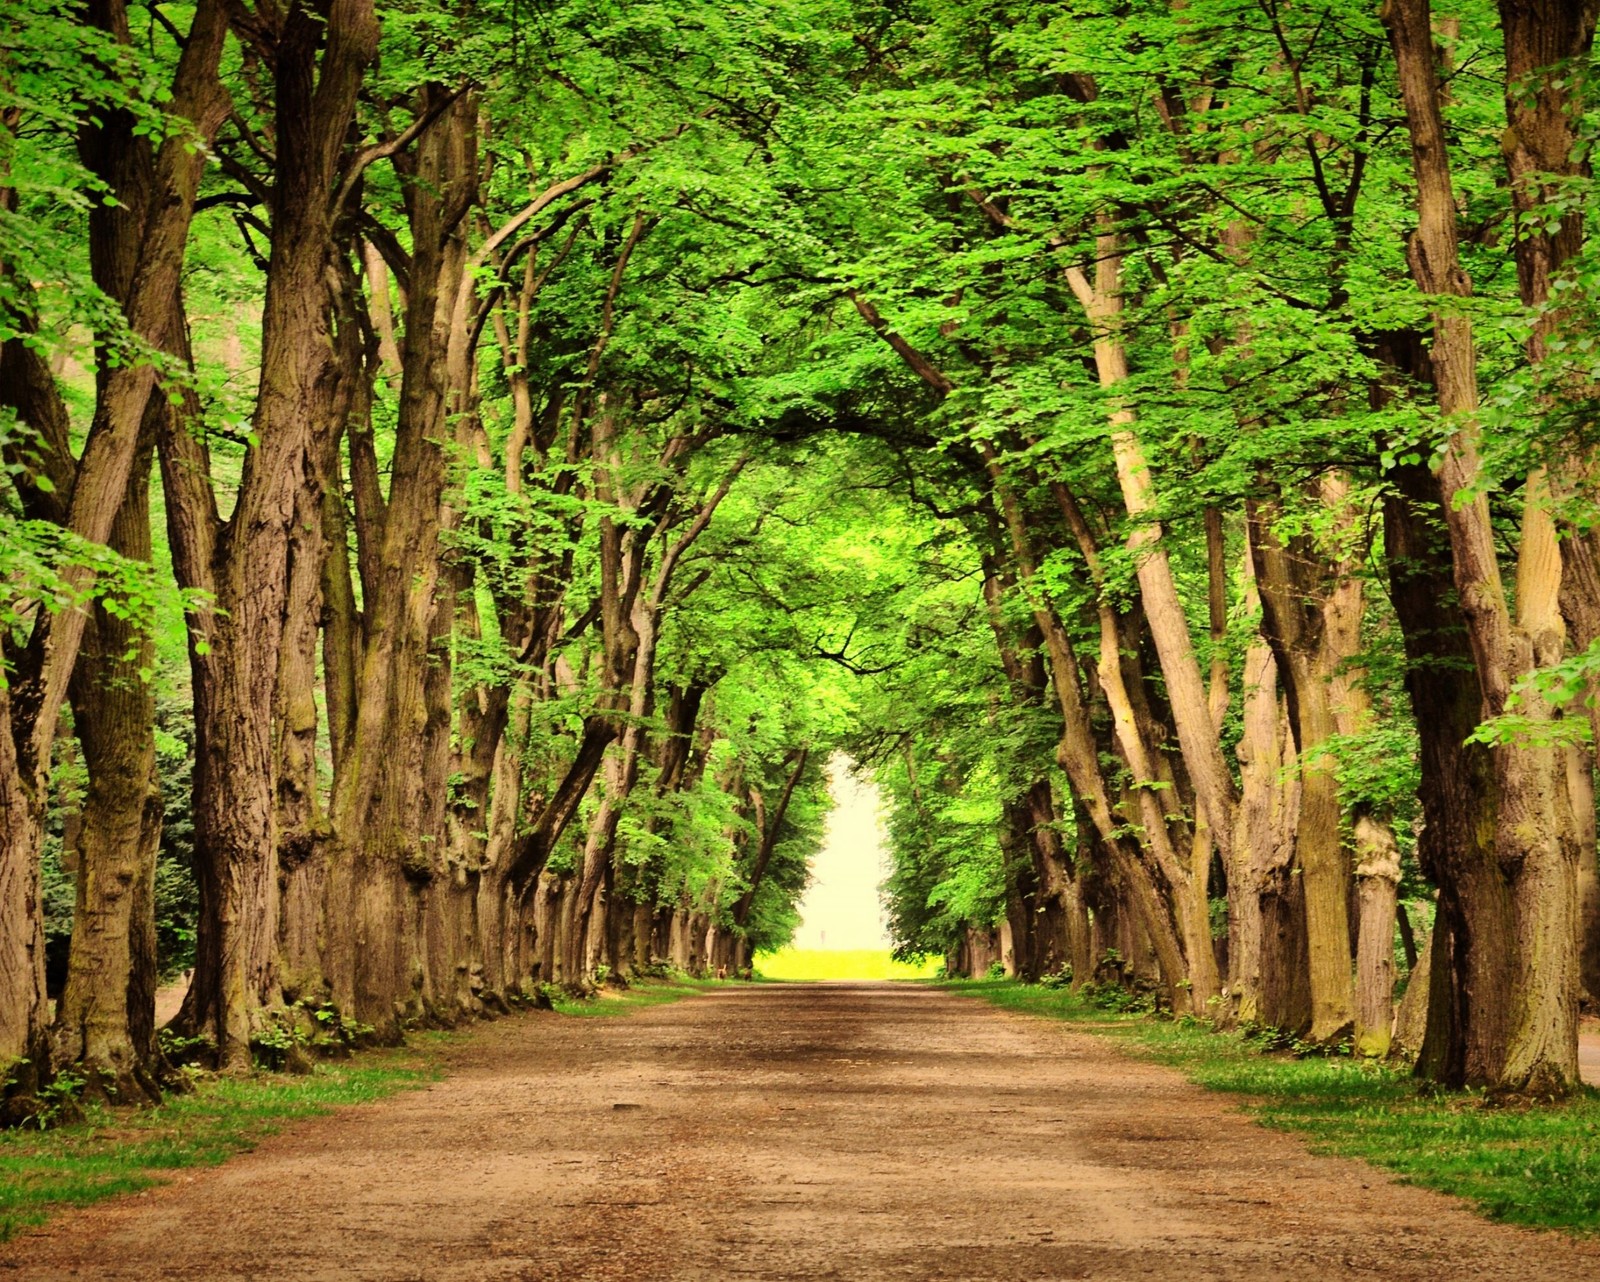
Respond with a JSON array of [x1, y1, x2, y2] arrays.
[[1352, 816, 1402, 1057], [1064, 242, 1240, 870], [54, 432, 164, 1102], [1230, 639, 1300, 1029], [1386, 0, 1581, 1091], [171, 0, 378, 1066], [1246, 491, 1355, 1043], [0, 0, 228, 1096]]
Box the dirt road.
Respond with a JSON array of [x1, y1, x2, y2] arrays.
[[4, 983, 1596, 1280]]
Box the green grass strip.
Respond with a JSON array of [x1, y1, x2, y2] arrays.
[[0, 1039, 444, 1244], [545, 974, 726, 1017], [946, 977, 1600, 1234], [0, 977, 710, 1242]]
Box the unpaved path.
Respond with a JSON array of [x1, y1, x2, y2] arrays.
[[4, 983, 1597, 1280]]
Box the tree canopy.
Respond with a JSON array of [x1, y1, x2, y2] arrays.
[[2, 0, 1599, 1117]]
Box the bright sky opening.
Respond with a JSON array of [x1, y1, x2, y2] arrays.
[[788, 753, 891, 952]]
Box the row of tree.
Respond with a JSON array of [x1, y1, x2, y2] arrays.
[[0, 0, 860, 1114], [857, 0, 1600, 1098], [4, 0, 1600, 1118]]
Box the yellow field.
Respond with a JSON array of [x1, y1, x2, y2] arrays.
[[752, 947, 941, 981]]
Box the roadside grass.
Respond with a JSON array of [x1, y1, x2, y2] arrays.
[[547, 974, 725, 1017], [754, 947, 942, 981], [948, 978, 1600, 1235], [1, 977, 710, 1243], [0, 1038, 445, 1244]]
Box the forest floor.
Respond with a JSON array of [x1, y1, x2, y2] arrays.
[[3, 983, 1599, 1280]]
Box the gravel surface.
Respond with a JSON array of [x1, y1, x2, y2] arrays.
[[4, 982, 1597, 1280]]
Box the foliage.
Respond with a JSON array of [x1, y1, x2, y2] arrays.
[[4, 0, 1598, 1153]]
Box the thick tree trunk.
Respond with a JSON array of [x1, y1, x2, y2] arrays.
[[0, 0, 227, 1097], [0, 711, 51, 1113], [54, 439, 164, 1102], [165, 2, 378, 1066], [324, 89, 477, 1037], [668, 905, 692, 972], [633, 903, 655, 975], [274, 423, 338, 1008], [1582, 842, 1600, 1011], [1383, 463, 1510, 1085], [1558, 540, 1600, 1009], [1247, 493, 1356, 1043], [33, 4, 170, 1098], [1493, 0, 1598, 1090], [1386, 0, 1582, 1091], [1499, 0, 1600, 1021], [1393, 919, 1434, 1058], [531, 873, 559, 988]]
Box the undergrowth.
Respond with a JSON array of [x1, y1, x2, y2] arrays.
[[947, 977, 1600, 1235]]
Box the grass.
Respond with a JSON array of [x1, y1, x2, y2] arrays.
[[0, 977, 712, 1243], [0, 1039, 445, 1243], [753, 947, 942, 981], [948, 977, 1600, 1235], [545, 974, 726, 1017]]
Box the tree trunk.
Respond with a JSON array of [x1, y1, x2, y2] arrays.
[[1383, 461, 1511, 1085], [1023, 781, 1075, 977], [982, 488, 1190, 1008], [1386, 0, 1581, 1091], [167, 2, 378, 1066], [1557, 539, 1600, 1010], [54, 438, 164, 1102], [0, 0, 228, 1098], [1247, 492, 1355, 1043], [274, 421, 338, 1009], [33, 1, 172, 1098], [1582, 843, 1600, 1011], [1230, 641, 1296, 1026], [1393, 919, 1433, 1058], [1064, 244, 1239, 868], [1066, 491, 1220, 1008], [323, 87, 478, 1037], [1499, 0, 1600, 1027], [1353, 817, 1402, 1057]]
